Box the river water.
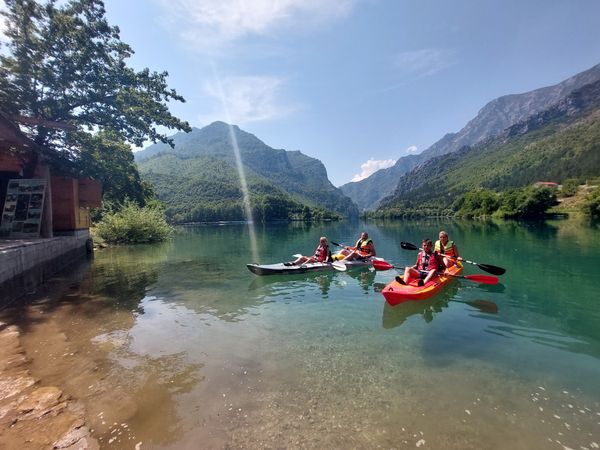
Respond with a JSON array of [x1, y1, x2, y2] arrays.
[[1, 219, 599, 449]]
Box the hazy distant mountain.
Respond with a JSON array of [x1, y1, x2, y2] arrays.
[[136, 122, 358, 222], [376, 78, 600, 213], [340, 63, 600, 211]]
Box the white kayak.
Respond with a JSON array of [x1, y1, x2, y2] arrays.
[[246, 257, 382, 276]]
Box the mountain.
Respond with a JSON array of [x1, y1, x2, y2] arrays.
[[340, 63, 600, 211], [136, 122, 358, 222], [375, 78, 600, 214]]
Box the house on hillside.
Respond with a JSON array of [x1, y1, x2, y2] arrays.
[[0, 111, 102, 292], [534, 181, 559, 189]]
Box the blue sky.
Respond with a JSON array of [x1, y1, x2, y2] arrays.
[[61, 2, 600, 185]]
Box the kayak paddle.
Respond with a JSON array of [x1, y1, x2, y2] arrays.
[[372, 260, 499, 285], [400, 241, 506, 276], [291, 253, 347, 271], [372, 260, 403, 271], [331, 241, 373, 259], [331, 261, 347, 271], [443, 272, 499, 285], [459, 299, 499, 314]]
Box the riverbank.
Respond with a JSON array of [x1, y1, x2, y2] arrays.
[[0, 322, 98, 449]]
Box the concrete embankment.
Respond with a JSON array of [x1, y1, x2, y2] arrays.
[[0, 232, 91, 306]]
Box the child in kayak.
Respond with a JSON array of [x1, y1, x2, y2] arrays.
[[435, 230, 461, 268], [286, 236, 332, 266], [396, 238, 444, 286]]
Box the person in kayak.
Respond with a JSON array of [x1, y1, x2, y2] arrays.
[[396, 238, 445, 286], [286, 236, 332, 266], [339, 232, 376, 261], [435, 230, 461, 268]]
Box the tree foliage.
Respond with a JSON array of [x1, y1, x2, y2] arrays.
[[76, 131, 154, 206], [494, 186, 557, 219], [0, 0, 190, 165], [582, 187, 600, 219], [560, 179, 579, 197], [453, 189, 500, 218]]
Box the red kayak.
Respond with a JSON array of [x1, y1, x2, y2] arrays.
[[381, 262, 463, 306]]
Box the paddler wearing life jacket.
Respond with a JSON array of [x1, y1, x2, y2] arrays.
[[340, 232, 376, 261], [286, 236, 332, 266], [396, 238, 445, 286], [434, 230, 461, 268]]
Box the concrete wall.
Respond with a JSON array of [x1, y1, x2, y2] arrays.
[[0, 231, 91, 302]]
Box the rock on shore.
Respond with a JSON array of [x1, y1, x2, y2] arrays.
[[0, 322, 99, 450]]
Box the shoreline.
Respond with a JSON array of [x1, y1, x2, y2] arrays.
[[0, 322, 98, 450]]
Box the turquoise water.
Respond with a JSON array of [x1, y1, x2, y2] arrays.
[[2, 219, 600, 449]]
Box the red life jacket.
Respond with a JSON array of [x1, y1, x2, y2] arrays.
[[313, 244, 330, 262], [417, 250, 442, 271]]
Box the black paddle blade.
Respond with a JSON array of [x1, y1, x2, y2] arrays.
[[477, 264, 506, 276], [400, 241, 418, 251], [331, 241, 344, 248]]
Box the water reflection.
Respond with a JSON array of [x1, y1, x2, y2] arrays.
[[0, 258, 204, 449], [344, 267, 377, 294], [381, 284, 458, 329], [248, 271, 341, 297]]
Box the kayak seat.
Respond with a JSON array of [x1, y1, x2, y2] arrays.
[[283, 262, 294, 266]]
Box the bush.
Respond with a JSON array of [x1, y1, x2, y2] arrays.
[[455, 189, 500, 218], [582, 188, 600, 219], [495, 186, 557, 219], [560, 178, 579, 197], [95, 201, 172, 244]]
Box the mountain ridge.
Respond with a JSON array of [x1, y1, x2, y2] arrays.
[[375, 78, 600, 213], [136, 122, 359, 221], [340, 63, 600, 210]]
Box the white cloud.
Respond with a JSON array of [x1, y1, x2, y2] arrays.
[[394, 48, 456, 78], [351, 158, 396, 182], [156, 0, 355, 53], [405, 145, 418, 154], [200, 75, 298, 125]]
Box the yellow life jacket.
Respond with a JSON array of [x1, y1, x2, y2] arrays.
[[355, 238, 374, 256], [435, 239, 458, 257]]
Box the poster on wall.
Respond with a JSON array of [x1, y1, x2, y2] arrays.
[[0, 179, 47, 238]]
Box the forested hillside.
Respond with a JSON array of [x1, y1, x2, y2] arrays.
[[136, 122, 358, 222], [374, 79, 600, 216], [341, 63, 600, 210]]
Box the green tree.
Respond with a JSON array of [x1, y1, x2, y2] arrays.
[[582, 188, 600, 219], [0, 0, 190, 169], [76, 131, 153, 207], [561, 179, 579, 197], [496, 186, 557, 218], [455, 189, 499, 218]]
